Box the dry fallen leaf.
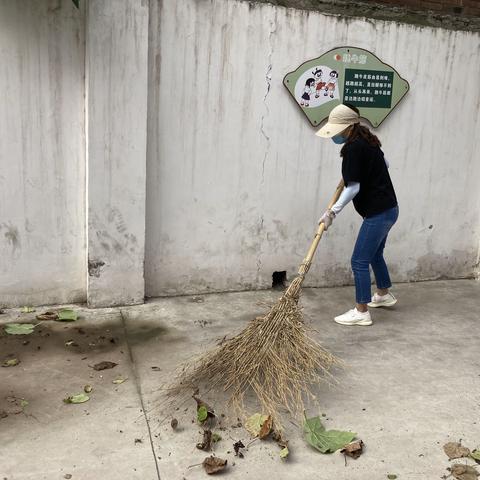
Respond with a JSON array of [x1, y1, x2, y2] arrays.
[[341, 439, 365, 459], [92, 361, 117, 371], [444, 442, 471, 460], [259, 415, 273, 439], [449, 464, 479, 480], [2, 358, 20, 367], [233, 440, 245, 458], [36, 311, 59, 321], [112, 376, 128, 384], [245, 413, 270, 437], [203, 456, 227, 475]]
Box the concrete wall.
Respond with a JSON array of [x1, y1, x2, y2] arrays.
[[145, 0, 480, 296], [1, 0, 479, 307], [86, 0, 149, 307], [0, 0, 85, 307]]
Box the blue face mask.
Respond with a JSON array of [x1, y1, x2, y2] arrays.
[[332, 134, 348, 144]]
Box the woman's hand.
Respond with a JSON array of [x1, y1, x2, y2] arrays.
[[318, 210, 336, 230]]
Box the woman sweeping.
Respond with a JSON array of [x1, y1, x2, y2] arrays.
[[317, 104, 398, 326]]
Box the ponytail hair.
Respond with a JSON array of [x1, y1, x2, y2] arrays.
[[340, 104, 381, 157]]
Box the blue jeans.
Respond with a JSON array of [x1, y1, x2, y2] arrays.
[[351, 206, 399, 304]]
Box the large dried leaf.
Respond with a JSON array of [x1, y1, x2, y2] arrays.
[[303, 415, 356, 454], [4, 323, 35, 335], [202, 456, 227, 475], [444, 442, 471, 459]]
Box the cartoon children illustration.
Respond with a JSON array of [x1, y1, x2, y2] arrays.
[[300, 78, 315, 107], [312, 68, 326, 98], [324, 70, 339, 98]]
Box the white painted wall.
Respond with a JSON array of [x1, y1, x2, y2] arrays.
[[145, 0, 480, 296], [0, 0, 85, 307], [86, 0, 149, 307], [1, 0, 479, 307]]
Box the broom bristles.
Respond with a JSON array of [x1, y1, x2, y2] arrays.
[[169, 273, 343, 429]]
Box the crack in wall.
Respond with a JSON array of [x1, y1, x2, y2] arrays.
[[260, 13, 277, 186], [257, 13, 277, 285]]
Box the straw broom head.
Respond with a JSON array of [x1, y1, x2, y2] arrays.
[[170, 271, 343, 429], [170, 181, 345, 429]]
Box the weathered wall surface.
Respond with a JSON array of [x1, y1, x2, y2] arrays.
[[86, 0, 149, 307], [1, 0, 479, 306], [145, 0, 480, 296], [0, 0, 85, 306]]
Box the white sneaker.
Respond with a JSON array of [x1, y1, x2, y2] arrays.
[[368, 292, 397, 308], [334, 308, 372, 326]]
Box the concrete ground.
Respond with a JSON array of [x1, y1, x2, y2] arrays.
[[1, 279, 480, 480]]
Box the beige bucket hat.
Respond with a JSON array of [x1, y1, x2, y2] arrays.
[[316, 104, 360, 138]]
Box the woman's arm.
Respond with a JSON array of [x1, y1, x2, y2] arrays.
[[330, 181, 360, 215]]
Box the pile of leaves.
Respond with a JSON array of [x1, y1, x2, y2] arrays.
[[185, 393, 363, 475]]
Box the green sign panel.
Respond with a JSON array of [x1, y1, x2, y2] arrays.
[[283, 47, 409, 128]]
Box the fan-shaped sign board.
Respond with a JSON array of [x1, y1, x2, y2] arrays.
[[283, 47, 409, 128]]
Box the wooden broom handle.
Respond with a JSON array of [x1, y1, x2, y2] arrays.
[[303, 179, 345, 266]]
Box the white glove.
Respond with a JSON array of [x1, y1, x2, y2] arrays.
[[318, 209, 336, 231]]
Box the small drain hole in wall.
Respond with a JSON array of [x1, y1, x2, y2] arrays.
[[272, 271, 287, 289]]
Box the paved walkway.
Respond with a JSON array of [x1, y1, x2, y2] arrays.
[[1, 280, 480, 479]]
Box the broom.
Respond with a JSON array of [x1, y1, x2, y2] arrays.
[[172, 180, 345, 428]]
